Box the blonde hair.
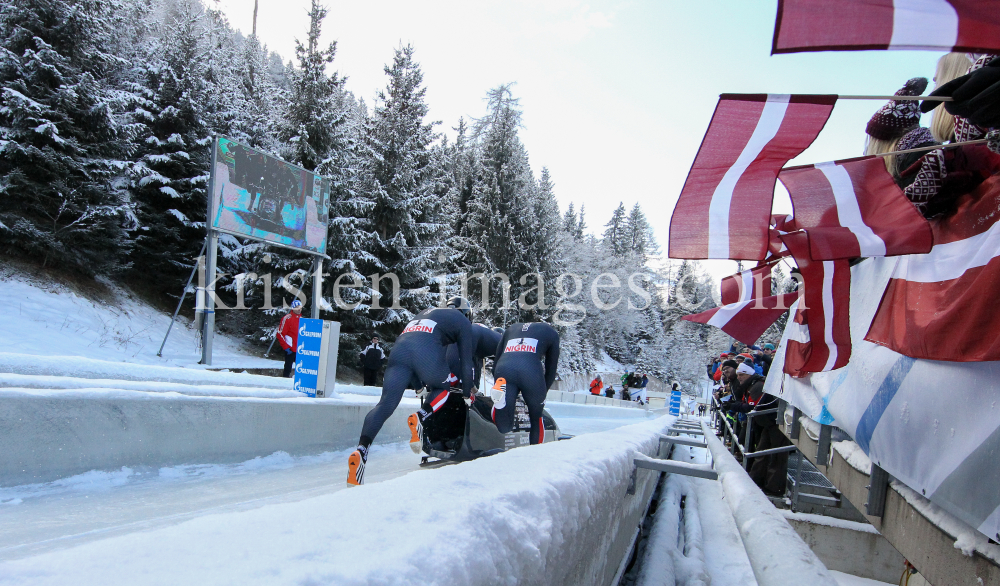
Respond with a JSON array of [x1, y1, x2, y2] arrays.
[[930, 53, 973, 142], [864, 135, 903, 177]]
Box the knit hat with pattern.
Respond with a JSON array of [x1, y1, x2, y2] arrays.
[[866, 77, 929, 141]]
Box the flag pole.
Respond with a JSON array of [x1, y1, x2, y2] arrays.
[[871, 138, 988, 158], [837, 95, 953, 101]]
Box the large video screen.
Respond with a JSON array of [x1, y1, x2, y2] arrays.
[[210, 136, 330, 255]]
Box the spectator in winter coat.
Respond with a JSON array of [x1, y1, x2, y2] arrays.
[[359, 336, 386, 386], [605, 385, 615, 399], [633, 381, 648, 405], [590, 375, 604, 396], [724, 363, 790, 496], [277, 299, 304, 378], [759, 344, 775, 376]]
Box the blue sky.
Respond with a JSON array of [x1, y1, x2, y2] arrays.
[[218, 0, 943, 272]]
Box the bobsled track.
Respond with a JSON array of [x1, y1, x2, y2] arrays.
[[0, 365, 903, 586]]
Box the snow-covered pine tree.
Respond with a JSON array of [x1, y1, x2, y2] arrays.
[[282, 0, 345, 172], [661, 260, 729, 388], [575, 204, 586, 240], [624, 202, 659, 260], [465, 84, 538, 324], [444, 117, 485, 278], [126, 0, 215, 293], [0, 0, 133, 275], [523, 166, 562, 319], [562, 202, 576, 234], [231, 32, 282, 153], [355, 44, 444, 340], [602, 202, 628, 256]]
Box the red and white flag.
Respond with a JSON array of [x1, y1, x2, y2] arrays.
[[669, 94, 836, 260], [772, 0, 1000, 54], [781, 231, 852, 376], [683, 293, 799, 347], [778, 156, 934, 260], [720, 264, 775, 306], [867, 176, 1000, 361]]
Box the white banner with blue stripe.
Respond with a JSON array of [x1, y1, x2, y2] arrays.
[[765, 257, 1000, 541]]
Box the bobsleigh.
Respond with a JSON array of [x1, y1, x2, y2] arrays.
[[418, 390, 563, 466]]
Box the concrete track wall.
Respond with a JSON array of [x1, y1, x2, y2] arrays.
[[0, 391, 411, 486]]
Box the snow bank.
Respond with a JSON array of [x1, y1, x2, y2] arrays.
[[0, 387, 416, 486], [0, 372, 301, 399], [0, 416, 674, 586], [0, 352, 291, 390]]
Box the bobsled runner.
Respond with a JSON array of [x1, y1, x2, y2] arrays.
[[418, 390, 564, 467]]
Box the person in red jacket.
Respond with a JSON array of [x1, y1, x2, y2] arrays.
[[277, 299, 303, 377], [589, 375, 604, 395]]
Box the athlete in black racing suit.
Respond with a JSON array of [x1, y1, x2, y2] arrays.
[[347, 305, 475, 485], [490, 322, 560, 445], [445, 323, 503, 390]]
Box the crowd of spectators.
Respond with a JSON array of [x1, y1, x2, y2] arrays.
[[588, 371, 649, 405], [705, 342, 789, 497]]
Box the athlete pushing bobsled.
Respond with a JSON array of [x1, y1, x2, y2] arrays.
[[404, 321, 503, 453], [490, 322, 560, 445], [347, 297, 477, 486]]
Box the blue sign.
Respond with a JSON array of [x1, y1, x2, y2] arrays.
[[669, 389, 682, 415], [293, 318, 323, 397]]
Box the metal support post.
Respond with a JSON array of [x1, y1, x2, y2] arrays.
[[201, 135, 219, 366], [742, 417, 754, 469], [158, 238, 208, 357], [865, 464, 891, 518], [816, 424, 832, 467], [311, 256, 323, 319], [790, 407, 801, 439]]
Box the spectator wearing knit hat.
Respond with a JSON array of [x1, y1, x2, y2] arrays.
[[865, 77, 932, 180], [903, 54, 1000, 218]]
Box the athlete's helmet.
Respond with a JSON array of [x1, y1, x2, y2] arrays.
[[446, 296, 473, 321]]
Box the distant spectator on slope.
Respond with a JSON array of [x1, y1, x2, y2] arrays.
[[589, 375, 604, 396], [633, 376, 648, 405], [605, 385, 615, 399], [277, 299, 304, 378], [359, 335, 386, 386]]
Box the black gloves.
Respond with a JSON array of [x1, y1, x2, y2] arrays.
[[921, 57, 1000, 128]]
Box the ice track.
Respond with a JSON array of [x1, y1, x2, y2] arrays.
[[0, 414, 640, 563]]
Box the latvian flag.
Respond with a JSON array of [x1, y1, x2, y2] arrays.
[[684, 264, 798, 346], [773, 0, 1000, 54], [867, 176, 1000, 361], [720, 263, 774, 305], [781, 231, 852, 376], [778, 156, 933, 260], [669, 94, 836, 260]]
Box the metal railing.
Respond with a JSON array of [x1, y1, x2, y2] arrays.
[[710, 398, 796, 469]]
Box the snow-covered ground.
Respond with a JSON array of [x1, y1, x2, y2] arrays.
[[0, 270, 281, 369], [0, 416, 673, 584]]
